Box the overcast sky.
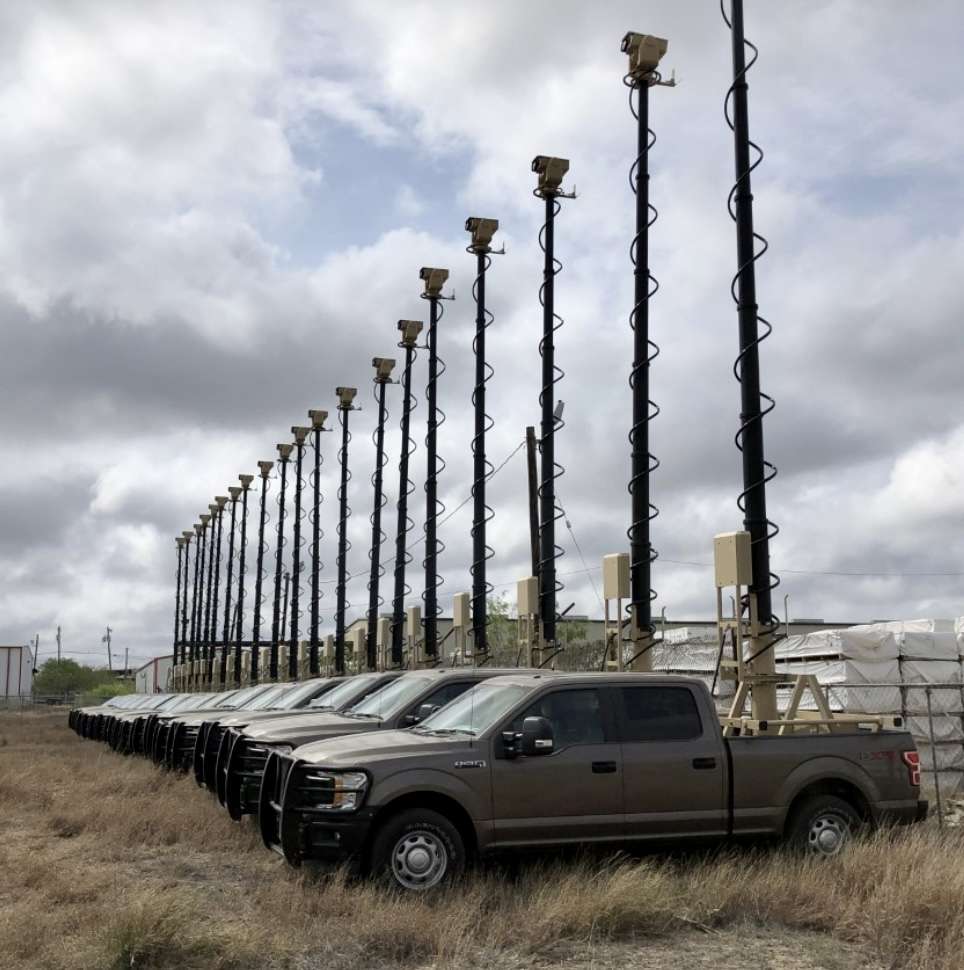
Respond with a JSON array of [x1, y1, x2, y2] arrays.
[[3, 0, 964, 668]]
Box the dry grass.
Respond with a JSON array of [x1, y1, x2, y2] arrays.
[[0, 710, 960, 970]]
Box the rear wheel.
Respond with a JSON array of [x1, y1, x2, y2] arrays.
[[369, 808, 465, 891], [788, 794, 862, 858]]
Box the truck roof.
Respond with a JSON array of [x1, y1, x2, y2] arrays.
[[480, 671, 704, 689]]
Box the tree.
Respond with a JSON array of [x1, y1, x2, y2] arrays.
[[32, 659, 120, 696]]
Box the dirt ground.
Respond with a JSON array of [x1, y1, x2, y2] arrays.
[[0, 710, 958, 970]]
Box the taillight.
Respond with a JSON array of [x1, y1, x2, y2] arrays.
[[902, 750, 921, 787]]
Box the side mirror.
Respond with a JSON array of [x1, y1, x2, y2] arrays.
[[405, 703, 440, 726], [521, 716, 554, 756]]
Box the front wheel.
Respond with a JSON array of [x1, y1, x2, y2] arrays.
[[369, 808, 465, 891], [787, 794, 862, 858]]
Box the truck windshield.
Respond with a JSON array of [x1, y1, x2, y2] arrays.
[[309, 674, 381, 711], [344, 676, 432, 720], [275, 679, 332, 710], [415, 682, 532, 737], [246, 684, 295, 710]]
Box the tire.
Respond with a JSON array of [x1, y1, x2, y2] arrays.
[[369, 808, 465, 892], [787, 794, 862, 858]]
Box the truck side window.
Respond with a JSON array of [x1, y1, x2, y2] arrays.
[[620, 687, 702, 742], [510, 689, 606, 747], [414, 682, 473, 714]]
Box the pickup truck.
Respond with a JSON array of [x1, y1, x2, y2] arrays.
[[216, 671, 402, 814], [225, 669, 525, 823], [193, 678, 341, 791], [259, 672, 927, 891]]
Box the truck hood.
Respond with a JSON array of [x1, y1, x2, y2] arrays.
[[210, 708, 322, 730], [155, 704, 236, 722], [243, 711, 380, 746], [294, 729, 469, 767]]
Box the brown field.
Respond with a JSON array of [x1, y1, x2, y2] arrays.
[[0, 710, 962, 970]]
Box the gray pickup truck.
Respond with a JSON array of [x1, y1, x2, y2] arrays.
[[259, 672, 927, 891]]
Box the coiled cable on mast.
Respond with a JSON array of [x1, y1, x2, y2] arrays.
[[721, 0, 781, 651], [624, 59, 662, 662]]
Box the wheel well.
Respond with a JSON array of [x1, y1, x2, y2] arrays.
[[367, 792, 478, 860], [785, 778, 872, 833]]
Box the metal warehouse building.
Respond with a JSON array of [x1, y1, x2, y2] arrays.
[[0, 644, 34, 699]]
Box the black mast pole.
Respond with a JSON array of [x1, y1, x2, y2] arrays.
[[391, 320, 422, 667], [207, 500, 225, 685], [195, 515, 210, 667], [181, 531, 193, 667], [251, 461, 273, 684], [270, 444, 292, 682], [307, 410, 328, 676], [334, 387, 358, 677], [222, 487, 240, 688], [622, 32, 672, 667], [189, 523, 201, 664], [724, 0, 779, 717], [532, 155, 571, 653], [420, 268, 448, 662], [289, 427, 310, 681], [367, 360, 394, 670], [466, 219, 499, 659], [234, 474, 254, 687], [174, 537, 184, 664]]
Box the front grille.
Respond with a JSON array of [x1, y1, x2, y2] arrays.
[[203, 725, 225, 791], [172, 725, 199, 772], [153, 722, 171, 765]]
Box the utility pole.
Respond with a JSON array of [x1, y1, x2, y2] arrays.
[[56, 625, 62, 663], [103, 626, 112, 671]]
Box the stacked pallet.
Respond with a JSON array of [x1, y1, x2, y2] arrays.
[[652, 627, 734, 699], [776, 620, 964, 795]]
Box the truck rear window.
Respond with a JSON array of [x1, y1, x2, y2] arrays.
[[620, 687, 702, 742]]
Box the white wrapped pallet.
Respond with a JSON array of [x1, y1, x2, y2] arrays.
[[880, 618, 956, 635], [906, 714, 964, 743], [774, 658, 902, 714], [900, 659, 964, 715], [898, 631, 960, 661], [916, 742, 964, 772], [662, 627, 719, 646], [777, 626, 900, 663]]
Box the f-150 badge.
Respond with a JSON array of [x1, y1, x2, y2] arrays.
[[454, 760, 486, 769]]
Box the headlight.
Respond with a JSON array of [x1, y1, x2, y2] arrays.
[[301, 770, 369, 812]]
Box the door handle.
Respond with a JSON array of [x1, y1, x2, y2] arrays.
[[591, 761, 617, 774], [692, 757, 717, 770]]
